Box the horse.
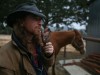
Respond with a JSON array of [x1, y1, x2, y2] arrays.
[[46, 30, 86, 75]]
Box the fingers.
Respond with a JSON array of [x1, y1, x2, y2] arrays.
[[44, 42, 54, 54], [45, 47, 54, 54]]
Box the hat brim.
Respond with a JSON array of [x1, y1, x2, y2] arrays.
[[19, 10, 46, 19], [7, 10, 46, 27]]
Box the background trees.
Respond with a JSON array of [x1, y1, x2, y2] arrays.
[[37, 0, 89, 28], [0, 0, 93, 34]]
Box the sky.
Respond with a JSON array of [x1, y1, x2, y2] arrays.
[[48, 22, 86, 31], [70, 22, 86, 30]]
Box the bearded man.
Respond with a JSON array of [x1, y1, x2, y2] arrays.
[[0, 2, 54, 75]]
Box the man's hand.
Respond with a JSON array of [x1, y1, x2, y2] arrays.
[[43, 42, 54, 57]]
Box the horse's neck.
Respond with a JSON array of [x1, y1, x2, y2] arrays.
[[51, 31, 75, 48]]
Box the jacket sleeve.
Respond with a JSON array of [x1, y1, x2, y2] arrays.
[[0, 67, 14, 75], [0, 45, 15, 75], [40, 52, 55, 68]]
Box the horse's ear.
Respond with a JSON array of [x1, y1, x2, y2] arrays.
[[74, 29, 81, 36]]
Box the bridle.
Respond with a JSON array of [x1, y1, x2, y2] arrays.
[[71, 36, 83, 50]]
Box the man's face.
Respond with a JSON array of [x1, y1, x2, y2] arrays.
[[23, 15, 42, 36]]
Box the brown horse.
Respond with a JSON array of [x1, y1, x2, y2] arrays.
[[47, 30, 86, 75]]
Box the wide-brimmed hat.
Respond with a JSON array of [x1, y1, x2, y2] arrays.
[[6, 2, 46, 27]]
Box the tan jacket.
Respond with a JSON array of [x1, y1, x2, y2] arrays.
[[0, 41, 54, 75]]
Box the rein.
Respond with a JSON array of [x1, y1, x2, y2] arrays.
[[41, 29, 51, 46], [71, 36, 75, 44], [41, 31, 46, 46], [71, 36, 82, 49]]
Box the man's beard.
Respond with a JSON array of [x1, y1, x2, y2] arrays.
[[15, 26, 43, 46], [31, 32, 42, 45]]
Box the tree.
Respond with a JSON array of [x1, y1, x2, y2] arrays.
[[0, 0, 94, 34], [36, 0, 91, 28]]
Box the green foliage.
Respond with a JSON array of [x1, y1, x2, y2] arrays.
[[0, 0, 93, 34], [0, 23, 12, 34], [36, 0, 90, 27]]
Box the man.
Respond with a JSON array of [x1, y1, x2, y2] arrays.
[[0, 2, 54, 75]]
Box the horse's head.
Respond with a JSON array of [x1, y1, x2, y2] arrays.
[[71, 30, 86, 54]]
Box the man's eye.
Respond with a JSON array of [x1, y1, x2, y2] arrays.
[[34, 17, 41, 20]]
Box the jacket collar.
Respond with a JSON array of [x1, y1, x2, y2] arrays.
[[12, 31, 31, 55]]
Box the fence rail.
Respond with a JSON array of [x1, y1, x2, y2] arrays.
[[83, 37, 100, 43]]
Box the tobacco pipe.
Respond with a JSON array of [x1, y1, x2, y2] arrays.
[[41, 29, 51, 46]]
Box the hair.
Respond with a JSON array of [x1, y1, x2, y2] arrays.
[[13, 12, 42, 45], [8, 11, 32, 27]]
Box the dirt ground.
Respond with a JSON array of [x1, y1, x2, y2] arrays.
[[0, 35, 85, 75]]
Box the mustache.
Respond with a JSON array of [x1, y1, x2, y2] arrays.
[[31, 32, 42, 45]]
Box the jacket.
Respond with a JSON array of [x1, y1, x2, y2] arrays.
[[0, 41, 54, 75]]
